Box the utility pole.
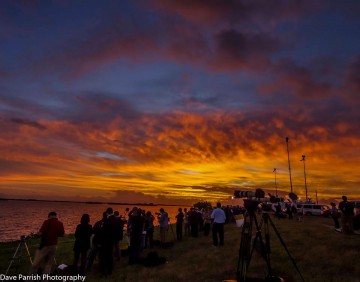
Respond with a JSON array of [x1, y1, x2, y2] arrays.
[[300, 155, 308, 202], [273, 168, 278, 197], [286, 137, 293, 193]]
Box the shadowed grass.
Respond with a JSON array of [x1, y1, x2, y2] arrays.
[[0, 215, 359, 282]]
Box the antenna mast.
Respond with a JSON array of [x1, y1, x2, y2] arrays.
[[300, 155, 308, 202], [286, 137, 293, 193], [273, 168, 278, 197]]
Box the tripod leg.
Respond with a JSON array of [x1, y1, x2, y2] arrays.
[[268, 216, 306, 282], [248, 214, 273, 277], [237, 213, 252, 282], [5, 242, 22, 275], [24, 241, 33, 264]]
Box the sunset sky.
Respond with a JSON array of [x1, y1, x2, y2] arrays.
[[0, 1, 359, 205]]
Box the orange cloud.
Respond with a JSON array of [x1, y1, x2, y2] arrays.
[[1, 109, 359, 203]]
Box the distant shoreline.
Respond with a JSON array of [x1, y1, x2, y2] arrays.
[[0, 198, 187, 207]]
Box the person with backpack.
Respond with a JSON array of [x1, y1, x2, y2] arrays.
[[339, 196, 354, 234]]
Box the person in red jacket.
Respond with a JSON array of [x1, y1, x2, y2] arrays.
[[30, 211, 65, 275]]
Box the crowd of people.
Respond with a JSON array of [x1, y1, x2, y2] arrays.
[[272, 195, 359, 234], [29, 195, 358, 277], [29, 203, 231, 277]]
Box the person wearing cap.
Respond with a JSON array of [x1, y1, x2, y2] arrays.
[[30, 211, 65, 275]]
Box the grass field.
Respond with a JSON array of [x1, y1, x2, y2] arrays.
[[1, 215, 359, 282]]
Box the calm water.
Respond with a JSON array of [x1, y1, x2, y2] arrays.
[[0, 200, 187, 242]]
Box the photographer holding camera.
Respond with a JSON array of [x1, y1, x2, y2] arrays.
[[157, 208, 168, 244]]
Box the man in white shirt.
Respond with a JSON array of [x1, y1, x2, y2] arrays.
[[211, 202, 226, 247]]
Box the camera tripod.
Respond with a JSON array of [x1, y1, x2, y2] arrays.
[[6, 235, 33, 275], [236, 201, 305, 282]]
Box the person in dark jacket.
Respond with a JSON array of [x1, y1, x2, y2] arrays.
[[73, 214, 92, 275], [128, 208, 145, 264], [175, 208, 184, 240], [113, 211, 126, 261], [145, 211, 155, 248], [339, 196, 354, 234], [87, 212, 106, 269], [99, 207, 116, 276]]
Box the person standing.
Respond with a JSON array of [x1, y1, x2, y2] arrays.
[[175, 208, 184, 240], [339, 196, 354, 234], [73, 214, 92, 275], [99, 207, 116, 276], [113, 211, 126, 261], [184, 208, 190, 236], [189, 208, 198, 237], [211, 203, 226, 247], [203, 208, 212, 236], [30, 211, 65, 275], [128, 208, 145, 264], [145, 211, 155, 248], [157, 208, 168, 244], [87, 212, 106, 270], [330, 202, 341, 231]]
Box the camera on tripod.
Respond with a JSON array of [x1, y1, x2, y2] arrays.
[[233, 188, 268, 201], [233, 188, 288, 214], [233, 188, 270, 212], [20, 233, 37, 241]]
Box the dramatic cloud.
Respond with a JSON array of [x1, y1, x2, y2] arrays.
[[0, 0, 359, 203]]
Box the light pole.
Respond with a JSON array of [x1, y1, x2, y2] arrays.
[[286, 137, 293, 193], [300, 155, 308, 202], [273, 168, 277, 197]]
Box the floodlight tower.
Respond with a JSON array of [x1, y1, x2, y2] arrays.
[[273, 168, 278, 197], [300, 155, 308, 202], [285, 137, 293, 193]]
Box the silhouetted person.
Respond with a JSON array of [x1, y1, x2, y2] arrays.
[[175, 208, 184, 240], [87, 212, 107, 269], [275, 202, 282, 219], [211, 203, 226, 247], [113, 211, 125, 261], [30, 211, 64, 275], [73, 214, 92, 275], [286, 204, 293, 219], [99, 207, 115, 276], [157, 208, 168, 244], [184, 208, 190, 236], [145, 211, 155, 248], [189, 208, 198, 237], [339, 196, 354, 234], [128, 208, 145, 264], [330, 202, 340, 230]]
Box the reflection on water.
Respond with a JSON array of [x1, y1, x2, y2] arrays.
[[0, 200, 187, 242]]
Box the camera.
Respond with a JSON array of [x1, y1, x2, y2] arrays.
[[234, 188, 267, 201], [20, 233, 37, 241]]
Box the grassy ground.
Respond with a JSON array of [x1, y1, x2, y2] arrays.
[[1, 215, 359, 282]]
